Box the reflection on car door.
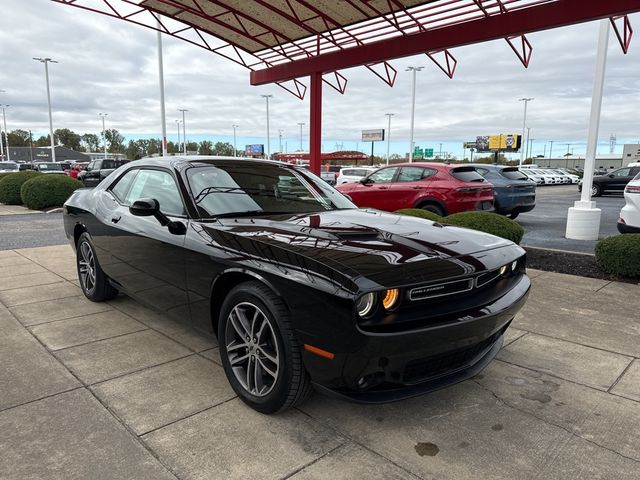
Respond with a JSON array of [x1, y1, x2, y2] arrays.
[[389, 167, 436, 210], [98, 168, 191, 323], [352, 167, 398, 210]]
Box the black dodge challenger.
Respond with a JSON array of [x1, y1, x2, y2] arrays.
[[63, 157, 530, 413]]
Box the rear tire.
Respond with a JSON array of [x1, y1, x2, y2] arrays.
[[76, 233, 118, 302], [419, 202, 445, 217], [218, 281, 312, 414]]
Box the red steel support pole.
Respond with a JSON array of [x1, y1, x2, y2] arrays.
[[309, 72, 322, 175]]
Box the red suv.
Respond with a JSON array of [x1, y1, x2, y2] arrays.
[[336, 162, 494, 216]]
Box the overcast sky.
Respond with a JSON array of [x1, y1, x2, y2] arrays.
[[1, 1, 639, 157]]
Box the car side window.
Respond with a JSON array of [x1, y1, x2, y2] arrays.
[[95, 160, 103, 170], [342, 169, 355, 176], [613, 168, 631, 177], [86, 161, 95, 172], [109, 169, 139, 203], [397, 167, 426, 182], [475, 168, 490, 177], [124, 169, 185, 217], [367, 167, 398, 184]]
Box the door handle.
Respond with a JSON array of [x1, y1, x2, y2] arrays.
[[377, 186, 389, 190], [111, 216, 121, 224]]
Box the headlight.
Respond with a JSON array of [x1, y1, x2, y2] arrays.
[[382, 289, 400, 310], [511, 260, 518, 271], [499, 264, 509, 276], [356, 293, 376, 318]]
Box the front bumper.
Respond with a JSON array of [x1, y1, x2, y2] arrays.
[[304, 274, 530, 403]]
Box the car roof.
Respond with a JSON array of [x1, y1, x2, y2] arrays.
[[386, 162, 471, 170], [132, 155, 296, 171]]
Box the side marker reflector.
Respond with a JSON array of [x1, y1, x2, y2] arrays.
[[304, 344, 335, 360]]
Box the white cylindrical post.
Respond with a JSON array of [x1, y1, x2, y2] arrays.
[[262, 95, 272, 159], [566, 19, 609, 240], [44, 62, 56, 162], [408, 68, 417, 162], [1, 106, 9, 161], [176, 120, 181, 152], [157, 23, 167, 156], [232, 124, 238, 156], [385, 113, 393, 165]]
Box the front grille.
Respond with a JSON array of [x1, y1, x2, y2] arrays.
[[409, 278, 473, 301], [402, 326, 506, 384]]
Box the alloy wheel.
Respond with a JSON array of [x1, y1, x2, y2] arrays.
[[591, 185, 598, 196], [225, 302, 280, 397], [78, 241, 96, 293]]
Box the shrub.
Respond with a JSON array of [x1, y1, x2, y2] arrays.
[[444, 211, 524, 244], [395, 208, 443, 222], [0, 171, 41, 205], [595, 234, 640, 277], [20, 175, 83, 210], [0, 172, 16, 182]]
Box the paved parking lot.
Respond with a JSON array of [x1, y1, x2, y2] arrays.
[[0, 244, 639, 479], [520, 185, 624, 253]]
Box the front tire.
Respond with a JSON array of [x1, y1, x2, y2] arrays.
[[76, 233, 118, 302], [218, 281, 312, 414], [591, 184, 602, 197]]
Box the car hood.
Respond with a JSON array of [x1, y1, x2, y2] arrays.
[[196, 209, 521, 290]]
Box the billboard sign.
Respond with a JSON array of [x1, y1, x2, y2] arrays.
[[362, 129, 385, 142], [245, 144, 264, 155], [475, 134, 521, 152]]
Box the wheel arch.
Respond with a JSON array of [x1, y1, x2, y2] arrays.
[[209, 269, 288, 337], [414, 197, 448, 216], [73, 223, 88, 247]]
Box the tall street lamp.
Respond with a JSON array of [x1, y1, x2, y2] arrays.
[[98, 113, 108, 159], [385, 113, 394, 165], [178, 109, 188, 155], [0, 89, 5, 160], [0, 104, 10, 161], [261, 95, 273, 159], [232, 124, 239, 156], [33, 57, 58, 162], [406, 66, 424, 162], [157, 20, 167, 156], [518, 97, 533, 166], [175, 119, 182, 153], [297, 122, 305, 151], [278, 129, 284, 155]]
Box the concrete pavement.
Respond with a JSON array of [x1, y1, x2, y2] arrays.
[[0, 245, 638, 479]]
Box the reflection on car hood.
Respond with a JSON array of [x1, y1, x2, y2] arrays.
[[196, 209, 519, 290]]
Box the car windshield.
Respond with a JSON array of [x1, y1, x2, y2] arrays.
[[500, 168, 528, 180], [187, 163, 356, 218], [0, 162, 18, 170], [37, 163, 62, 171]]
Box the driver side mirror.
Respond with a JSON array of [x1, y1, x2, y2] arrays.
[[608, 173, 615, 178], [129, 198, 186, 235], [360, 177, 373, 185]]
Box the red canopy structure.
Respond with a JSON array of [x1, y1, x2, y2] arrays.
[[53, 0, 639, 173]]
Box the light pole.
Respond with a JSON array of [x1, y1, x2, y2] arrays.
[[178, 109, 188, 155], [232, 124, 238, 156], [529, 138, 536, 159], [278, 129, 284, 155], [525, 127, 531, 160], [157, 20, 167, 156], [98, 113, 108, 159], [175, 119, 182, 153], [549, 140, 554, 159], [261, 95, 273, 159], [0, 105, 10, 161], [406, 66, 424, 162], [297, 122, 305, 151], [439, 143, 443, 159], [33, 57, 58, 162], [384, 113, 394, 165], [518, 97, 533, 166], [0, 90, 4, 160]]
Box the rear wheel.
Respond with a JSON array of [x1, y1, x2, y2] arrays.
[[76, 233, 118, 302], [419, 202, 445, 217], [218, 281, 312, 413]]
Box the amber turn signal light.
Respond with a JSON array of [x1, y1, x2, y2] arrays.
[[304, 343, 335, 360], [382, 289, 400, 310]]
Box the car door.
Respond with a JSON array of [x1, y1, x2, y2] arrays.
[[606, 167, 633, 192], [350, 167, 399, 210], [83, 160, 102, 187], [99, 167, 192, 323], [388, 166, 436, 210]]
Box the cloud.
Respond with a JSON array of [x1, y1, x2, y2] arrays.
[[1, 1, 639, 156]]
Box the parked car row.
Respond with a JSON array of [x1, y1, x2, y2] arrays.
[[520, 168, 579, 185], [579, 165, 640, 197]]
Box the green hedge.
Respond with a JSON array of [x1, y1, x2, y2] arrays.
[[0, 172, 16, 182], [595, 234, 640, 277], [395, 209, 524, 244], [0, 171, 41, 205], [395, 208, 443, 222], [20, 175, 83, 210]]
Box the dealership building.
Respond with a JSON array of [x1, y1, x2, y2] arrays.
[[5, 146, 126, 163], [525, 144, 640, 170]]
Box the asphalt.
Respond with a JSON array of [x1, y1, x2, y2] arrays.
[[0, 245, 638, 479], [518, 185, 623, 254], [0, 212, 68, 250]]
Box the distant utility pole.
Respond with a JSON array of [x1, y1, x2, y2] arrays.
[[385, 113, 394, 165], [261, 95, 273, 159], [98, 113, 108, 159], [232, 124, 238, 156], [525, 127, 531, 160], [157, 21, 167, 156], [0, 104, 10, 161], [519, 97, 534, 166], [178, 109, 188, 155], [278, 129, 284, 154], [175, 119, 182, 152], [33, 57, 58, 162], [0, 89, 5, 160], [406, 66, 424, 162], [549, 140, 554, 159], [297, 122, 305, 151]]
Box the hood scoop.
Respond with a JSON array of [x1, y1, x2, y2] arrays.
[[320, 226, 381, 241]]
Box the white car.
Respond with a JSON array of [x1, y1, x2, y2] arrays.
[[618, 172, 640, 233], [521, 170, 544, 185], [548, 169, 578, 184], [336, 167, 377, 185], [0, 161, 19, 173]]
